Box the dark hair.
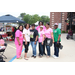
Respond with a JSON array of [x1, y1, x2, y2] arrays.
[[18, 25, 23, 32], [24, 23, 30, 28], [39, 21, 43, 25], [46, 22, 50, 25], [31, 24, 35, 27], [0, 35, 2, 39]]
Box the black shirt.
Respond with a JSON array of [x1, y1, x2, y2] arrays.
[[30, 29, 38, 41]]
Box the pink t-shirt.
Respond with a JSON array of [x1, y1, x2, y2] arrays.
[[0, 39, 5, 45], [45, 28, 53, 39], [36, 25, 46, 32], [15, 30, 23, 45], [38, 29, 45, 43]]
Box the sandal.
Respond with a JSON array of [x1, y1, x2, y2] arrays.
[[24, 57, 28, 60], [47, 56, 50, 58], [17, 57, 22, 59]]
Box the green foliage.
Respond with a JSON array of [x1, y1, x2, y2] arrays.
[[62, 31, 65, 33], [19, 13, 50, 25], [66, 31, 68, 33], [40, 15, 50, 24], [23, 14, 41, 25], [20, 13, 26, 20]]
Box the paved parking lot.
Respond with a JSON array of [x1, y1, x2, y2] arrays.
[[3, 41, 16, 62], [3, 34, 75, 62]]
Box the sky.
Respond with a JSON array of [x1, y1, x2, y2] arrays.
[[0, 12, 50, 18]]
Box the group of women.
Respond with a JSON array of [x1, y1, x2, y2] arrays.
[[15, 21, 61, 60]]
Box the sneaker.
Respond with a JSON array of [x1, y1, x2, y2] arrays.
[[52, 55, 59, 59], [34, 56, 36, 58], [31, 55, 34, 57]]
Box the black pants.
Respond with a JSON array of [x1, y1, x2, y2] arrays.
[[23, 42, 29, 53], [39, 41, 46, 55], [54, 42, 60, 57], [39, 43, 44, 56], [43, 41, 46, 54]]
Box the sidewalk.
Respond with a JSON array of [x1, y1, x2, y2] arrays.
[[12, 34, 75, 62]]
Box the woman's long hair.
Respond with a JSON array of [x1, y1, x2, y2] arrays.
[[18, 25, 23, 32], [39, 21, 43, 26]]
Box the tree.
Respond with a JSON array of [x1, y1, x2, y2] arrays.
[[23, 14, 41, 25], [20, 13, 26, 20], [19, 13, 50, 25], [40, 15, 50, 25], [23, 14, 32, 24], [32, 14, 41, 22]]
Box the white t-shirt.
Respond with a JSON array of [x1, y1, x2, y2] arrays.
[[23, 28, 30, 42]]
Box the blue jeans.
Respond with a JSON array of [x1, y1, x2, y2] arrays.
[[31, 41, 37, 56], [46, 45, 50, 56], [39, 43, 43, 56], [54, 42, 59, 57]]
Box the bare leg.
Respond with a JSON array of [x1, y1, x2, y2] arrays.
[[24, 53, 28, 60]]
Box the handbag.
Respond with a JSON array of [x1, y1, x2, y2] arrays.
[[45, 38, 53, 46], [55, 43, 63, 50]]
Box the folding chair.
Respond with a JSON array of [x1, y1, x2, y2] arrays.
[[0, 43, 7, 59]]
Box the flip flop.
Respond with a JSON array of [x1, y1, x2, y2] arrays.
[[24, 58, 28, 60], [17, 57, 22, 59]]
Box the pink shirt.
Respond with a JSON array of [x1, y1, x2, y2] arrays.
[[36, 25, 46, 32], [45, 28, 53, 39], [38, 29, 45, 43], [15, 30, 23, 45], [0, 39, 5, 45]]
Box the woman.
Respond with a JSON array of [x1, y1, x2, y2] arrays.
[[30, 24, 38, 58], [53, 23, 61, 58], [36, 21, 46, 55], [44, 22, 54, 58], [36, 21, 46, 31], [67, 29, 73, 39], [23, 23, 30, 60], [0, 35, 5, 50], [38, 26, 45, 58], [0, 35, 5, 46], [15, 25, 23, 59]]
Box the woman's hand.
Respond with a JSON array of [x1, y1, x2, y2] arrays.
[[42, 42, 43, 45], [53, 40, 54, 43], [0, 44, 3, 46], [44, 35, 46, 39], [34, 42, 36, 45], [19, 42, 21, 45], [57, 40, 59, 43], [25, 41, 27, 45]]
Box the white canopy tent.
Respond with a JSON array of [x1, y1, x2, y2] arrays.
[[35, 21, 39, 26]]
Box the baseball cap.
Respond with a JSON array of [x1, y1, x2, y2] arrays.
[[54, 23, 58, 26], [40, 26, 43, 28]]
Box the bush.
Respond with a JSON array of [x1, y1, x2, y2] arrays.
[[62, 31, 65, 33], [66, 31, 68, 33]]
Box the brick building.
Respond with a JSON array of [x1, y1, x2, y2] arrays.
[[50, 12, 67, 32]]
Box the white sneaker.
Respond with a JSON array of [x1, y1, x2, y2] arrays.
[[52, 55, 59, 59]]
